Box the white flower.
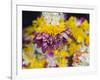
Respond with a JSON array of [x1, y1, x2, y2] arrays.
[[42, 12, 64, 25]]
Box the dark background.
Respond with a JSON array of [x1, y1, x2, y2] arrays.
[[22, 11, 41, 29], [22, 11, 89, 29]]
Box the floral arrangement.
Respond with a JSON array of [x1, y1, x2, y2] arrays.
[[22, 12, 89, 69]]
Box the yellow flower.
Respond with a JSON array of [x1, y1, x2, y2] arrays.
[[85, 35, 89, 46], [80, 20, 89, 31], [65, 16, 77, 29], [32, 16, 46, 27], [54, 50, 59, 57], [29, 58, 37, 68], [54, 50, 69, 58], [23, 26, 34, 35], [68, 42, 81, 56], [57, 58, 68, 67], [71, 26, 87, 43], [65, 16, 88, 43], [60, 50, 69, 57], [67, 38, 72, 44], [38, 59, 46, 68], [29, 59, 46, 68], [32, 16, 66, 36], [23, 44, 34, 63]]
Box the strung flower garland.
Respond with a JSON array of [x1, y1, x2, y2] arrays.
[[22, 12, 89, 69]]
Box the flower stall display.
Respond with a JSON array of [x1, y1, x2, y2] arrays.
[[22, 12, 89, 69]]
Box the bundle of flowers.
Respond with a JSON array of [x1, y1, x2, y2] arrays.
[[22, 12, 89, 69]]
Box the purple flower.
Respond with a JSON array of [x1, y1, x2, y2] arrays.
[[33, 29, 71, 53]]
